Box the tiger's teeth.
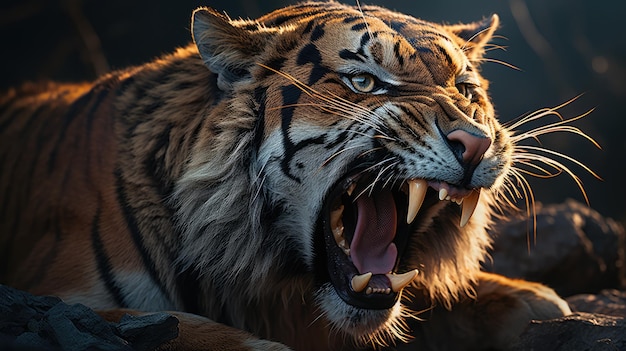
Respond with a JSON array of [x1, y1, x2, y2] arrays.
[[346, 182, 357, 196], [386, 270, 419, 292], [407, 179, 428, 224], [460, 189, 481, 227], [330, 205, 344, 244], [438, 188, 448, 201], [351, 272, 372, 293]]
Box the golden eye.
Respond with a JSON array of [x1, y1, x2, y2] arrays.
[[350, 74, 376, 93]]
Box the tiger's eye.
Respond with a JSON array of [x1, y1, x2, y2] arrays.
[[350, 74, 376, 93]]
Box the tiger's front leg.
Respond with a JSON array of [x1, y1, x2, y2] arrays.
[[98, 310, 292, 351], [403, 271, 571, 350]]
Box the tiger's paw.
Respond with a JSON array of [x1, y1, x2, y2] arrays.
[[404, 271, 571, 350], [466, 271, 571, 348]]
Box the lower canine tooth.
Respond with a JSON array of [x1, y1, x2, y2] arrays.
[[407, 179, 427, 224], [386, 269, 418, 292], [351, 272, 372, 293], [332, 227, 344, 242], [460, 189, 481, 227]]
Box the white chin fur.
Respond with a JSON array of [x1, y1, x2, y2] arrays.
[[315, 283, 406, 345]]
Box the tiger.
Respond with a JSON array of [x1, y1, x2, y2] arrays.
[[0, 1, 587, 350]]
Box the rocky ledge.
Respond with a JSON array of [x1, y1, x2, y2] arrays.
[[488, 199, 626, 350]]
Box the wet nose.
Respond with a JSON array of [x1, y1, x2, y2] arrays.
[[446, 129, 492, 166]]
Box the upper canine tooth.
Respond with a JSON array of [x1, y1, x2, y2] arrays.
[[386, 270, 419, 292], [346, 182, 357, 196], [460, 189, 481, 227], [351, 272, 372, 293], [407, 179, 427, 224]]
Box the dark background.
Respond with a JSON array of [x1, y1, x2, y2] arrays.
[[1, 0, 624, 226]]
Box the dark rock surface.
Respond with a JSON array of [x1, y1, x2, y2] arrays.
[[489, 200, 626, 350], [568, 289, 626, 317], [512, 290, 626, 350], [511, 313, 626, 351], [0, 285, 178, 351], [486, 199, 626, 297]]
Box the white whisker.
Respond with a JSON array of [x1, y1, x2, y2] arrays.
[[319, 142, 372, 168], [508, 168, 537, 247], [475, 57, 521, 71], [355, 0, 373, 40], [460, 25, 494, 51]]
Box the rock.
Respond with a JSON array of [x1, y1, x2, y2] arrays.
[[0, 285, 178, 351], [511, 312, 626, 351], [567, 289, 626, 317], [489, 202, 626, 351], [485, 199, 626, 297]]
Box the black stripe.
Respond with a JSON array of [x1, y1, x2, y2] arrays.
[[339, 49, 366, 63], [18, 104, 48, 140], [265, 9, 324, 26], [398, 104, 429, 132], [296, 44, 329, 86], [91, 200, 127, 307], [342, 16, 361, 24], [433, 43, 454, 67], [279, 85, 327, 181], [415, 46, 434, 55], [2, 104, 50, 218], [351, 23, 368, 31], [302, 19, 315, 35], [114, 169, 172, 303], [297, 43, 321, 66], [280, 85, 302, 182], [262, 3, 339, 26], [310, 24, 325, 41], [258, 56, 286, 80], [359, 32, 371, 48], [0, 103, 25, 135], [389, 20, 407, 32], [47, 85, 109, 173], [141, 100, 164, 116], [324, 129, 352, 150], [394, 41, 405, 67], [144, 124, 175, 199]]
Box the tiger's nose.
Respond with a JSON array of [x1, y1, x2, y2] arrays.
[[446, 129, 492, 166]]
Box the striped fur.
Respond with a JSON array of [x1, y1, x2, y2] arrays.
[[0, 2, 571, 350]]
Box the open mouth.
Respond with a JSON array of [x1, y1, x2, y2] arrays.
[[319, 171, 482, 310]]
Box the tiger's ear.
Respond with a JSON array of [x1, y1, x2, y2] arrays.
[[192, 8, 276, 91], [444, 14, 499, 63]]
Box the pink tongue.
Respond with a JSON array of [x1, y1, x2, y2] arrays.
[[350, 191, 398, 275]]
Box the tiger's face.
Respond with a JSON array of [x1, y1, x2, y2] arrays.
[[190, 2, 511, 343]]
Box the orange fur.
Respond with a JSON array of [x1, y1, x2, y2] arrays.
[[0, 2, 572, 350]]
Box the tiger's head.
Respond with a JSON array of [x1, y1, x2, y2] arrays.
[[177, 1, 511, 345]]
